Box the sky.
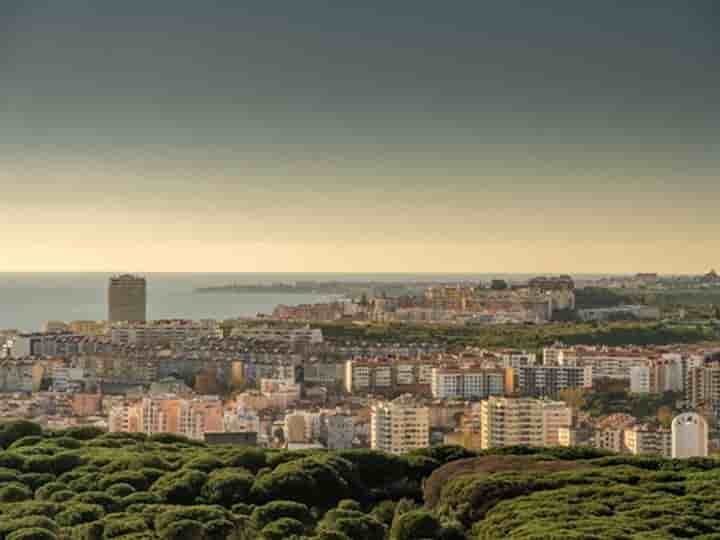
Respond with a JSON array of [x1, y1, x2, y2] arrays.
[[1, 1, 718, 273]]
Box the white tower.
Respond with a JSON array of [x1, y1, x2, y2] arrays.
[[671, 412, 708, 459]]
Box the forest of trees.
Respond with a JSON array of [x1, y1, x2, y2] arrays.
[[1, 421, 720, 539], [319, 321, 719, 351]]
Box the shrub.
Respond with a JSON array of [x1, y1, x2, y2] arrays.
[[105, 483, 136, 498], [50, 437, 83, 450], [19, 473, 56, 491], [203, 519, 236, 540], [390, 510, 441, 540], [122, 492, 163, 507], [231, 502, 253, 516], [225, 448, 268, 473], [0, 452, 26, 470], [69, 474, 102, 493], [250, 456, 354, 507], [155, 505, 228, 532], [62, 427, 104, 441], [157, 519, 205, 540], [9, 436, 45, 450], [35, 482, 68, 501], [202, 470, 254, 507], [252, 501, 311, 529], [329, 516, 386, 540], [261, 518, 306, 540], [0, 421, 43, 449], [49, 490, 76, 503], [71, 492, 121, 513], [0, 517, 59, 538], [101, 517, 148, 539], [183, 455, 224, 473], [0, 482, 33, 502], [6, 528, 58, 540], [52, 452, 85, 475], [151, 470, 208, 505], [337, 500, 362, 512], [98, 471, 151, 492], [69, 522, 103, 540], [55, 503, 105, 527], [1, 502, 60, 519], [24, 456, 55, 475]]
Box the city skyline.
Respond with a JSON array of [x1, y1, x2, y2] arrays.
[[2, 1, 718, 273]]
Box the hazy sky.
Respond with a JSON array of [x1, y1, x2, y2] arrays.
[[2, 1, 718, 273]]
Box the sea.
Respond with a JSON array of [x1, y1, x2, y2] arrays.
[[0, 272, 615, 332]]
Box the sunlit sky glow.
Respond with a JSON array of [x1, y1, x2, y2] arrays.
[[2, 1, 718, 273]]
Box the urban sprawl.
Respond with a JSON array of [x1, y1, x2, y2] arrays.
[[2, 272, 720, 459]]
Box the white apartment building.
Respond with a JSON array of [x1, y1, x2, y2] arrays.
[[500, 351, 537, 368], [371, 394, 430, 454], [431, 367, 505, 400], [479, 397, 571, 449]]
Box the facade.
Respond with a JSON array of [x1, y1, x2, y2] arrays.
[[505, 366, 592, 397], [323, 412, 355, 450], [371, 394, 430, 454], [108, 395, 224, 440], [672, 412, 709, 459], [686, 365, 720, 409], [108, 275, 147, 323], [479, 397, 571, 449], [344, 358, 438, 395], [623, 424, 672, 457], [430, 366, 505, 400]]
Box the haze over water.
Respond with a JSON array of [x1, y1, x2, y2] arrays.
[[0, 272, 619, 332]]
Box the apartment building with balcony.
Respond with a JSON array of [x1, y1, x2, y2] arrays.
[[430, 366, 505, 400], [479, 396, 571, 450], [371, 394, 430, 454]]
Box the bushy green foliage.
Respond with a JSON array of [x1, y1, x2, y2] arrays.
[[261, 518, 306, 540], [0, 483, 33, 502], [151, 470, 208, 505], [390, 509, 441, 540], [5, 528, 58, 540], [7, 421, 720, 540], [252, 501, 311, 529], [202, 469, 254, 507], [55, 503, 105, 527], [0, 421, 44, 449]]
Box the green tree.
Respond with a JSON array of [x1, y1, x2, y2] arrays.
[[390, 510, 441, 540]]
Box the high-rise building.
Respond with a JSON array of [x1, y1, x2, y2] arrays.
[[371, 394, 430, 454], [108, 274, 147, 323], [479, 396, 572, 450]]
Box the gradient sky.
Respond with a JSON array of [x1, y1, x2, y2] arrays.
[[2, 1, 718, 273]]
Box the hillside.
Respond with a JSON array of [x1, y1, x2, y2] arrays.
[[1, 420, 720, 539]]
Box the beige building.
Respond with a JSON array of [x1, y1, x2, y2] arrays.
[[623, 424, 672, 457], [371, 394, 430, 454], [479, 396, 571, 450], [108, 274, 147, 323]]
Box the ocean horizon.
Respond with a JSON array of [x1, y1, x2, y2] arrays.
[[0, 272, 624, 332]]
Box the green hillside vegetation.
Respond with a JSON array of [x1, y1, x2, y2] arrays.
[[320, 321, 719, 350], [1, 420, 720, 539]]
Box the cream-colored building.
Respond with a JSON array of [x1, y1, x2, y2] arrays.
[[479, 396, 571, 450], [672, 413, 709, 459], [623, 424, 672, 457], [371, 394, 430, 454]]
